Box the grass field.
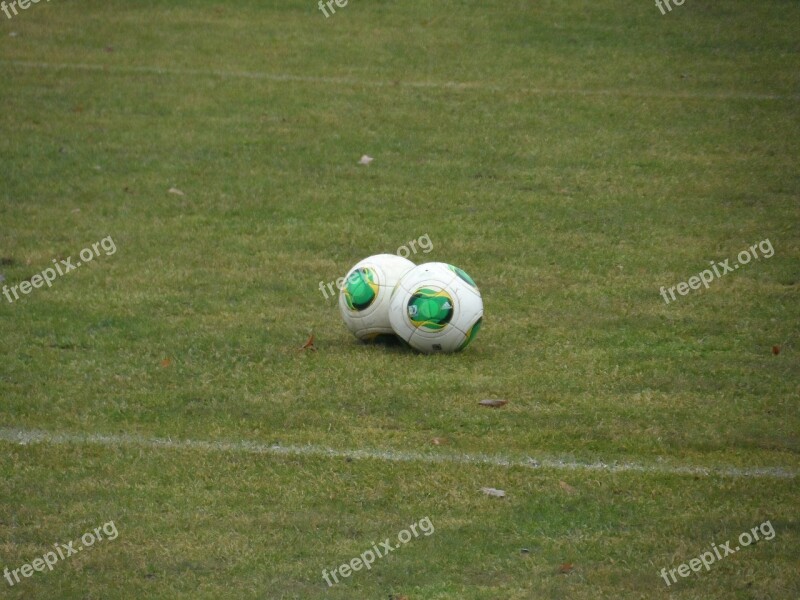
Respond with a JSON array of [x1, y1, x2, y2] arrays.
[[1, 1, 799, 598]]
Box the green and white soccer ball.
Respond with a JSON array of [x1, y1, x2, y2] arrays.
[[389, 262, 483, 353], [338, 254, 416, 341]]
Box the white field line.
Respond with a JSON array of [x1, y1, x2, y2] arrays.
[[0, 427, 795, 480], [2, 60, 798, 101]]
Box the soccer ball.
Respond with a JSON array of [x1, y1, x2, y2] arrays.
[[389, 262, 483, 353], [339, 254, 416, 341]]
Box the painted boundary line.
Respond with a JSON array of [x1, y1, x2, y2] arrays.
[[0, 427, 795, 480], [2, 60, 798, 101]]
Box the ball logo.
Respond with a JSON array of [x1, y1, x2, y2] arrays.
[[407, 288, 454, 331]]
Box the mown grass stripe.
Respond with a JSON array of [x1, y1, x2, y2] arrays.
[[2, 60, 797, 101]]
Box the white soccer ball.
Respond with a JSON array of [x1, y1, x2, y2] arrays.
[[389, 262, 483, 353], [338, 254, 416, 341]]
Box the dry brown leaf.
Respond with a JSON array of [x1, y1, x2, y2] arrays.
[[301, 334, 316, 351], [160, 357, 172, 368], [772, 345, 780, 355], [558, 562, 574, 574], [431, 437, 447, 446], [479, 399, 508, 408], [559, 481, 576, 494]]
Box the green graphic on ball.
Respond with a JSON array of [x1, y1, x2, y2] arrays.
[[343, 267, 378, 311], [407, 288, 454, 331], [447, 264, 477, 288], [458, 317, 482, 351]]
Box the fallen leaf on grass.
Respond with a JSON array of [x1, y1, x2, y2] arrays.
[[160, 358, 172, 368], [300, 334, 316, 351], [558, 562, 574, 574], [479, 399, 507, 408], [559, 481, 576, 494], [168, 187, 185, 196], [480, 487, 506, 498], [772, 345, 780, 355], [431, 437, 447, 446]]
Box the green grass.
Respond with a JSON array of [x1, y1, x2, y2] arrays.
[[1, 0, 799, 598]]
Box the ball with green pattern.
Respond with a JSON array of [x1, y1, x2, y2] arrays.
[[338, 254, 416, 341], [389, 262, 483, 353]]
